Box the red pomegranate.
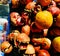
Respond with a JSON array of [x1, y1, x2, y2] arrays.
[[37, 0, 51, 6], [26, 0, 33, 4], [47, 6, 60, 16], [38, 49, 50, 56]]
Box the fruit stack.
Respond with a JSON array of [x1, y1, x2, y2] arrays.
[[1, 0, 60, 56]]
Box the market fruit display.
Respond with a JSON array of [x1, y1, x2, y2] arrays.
[[35, 11, 53, 29], [52, 36, 60, 52], [1, 0, 60, 56], [1, 41, 13, 53]]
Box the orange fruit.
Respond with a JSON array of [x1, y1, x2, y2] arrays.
[[35, 11, 53, 29], [37, 0, 51, 6]]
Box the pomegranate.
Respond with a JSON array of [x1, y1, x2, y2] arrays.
[[7, 30, 20, 47], [56, 14, 60, 27], [32, 38, 51, 49], [1, 41, 13, 53], [21, 25, 30, 35], [53, 0, 60, 3], [16, 33, 30, 50], [26, 1, 36, 10], [10, 12, 21, 26], [47, 6, 60, 16], [11, 0, 20, 8], [50, 0, 56, 7], [30, 22, 42, 32], [52, 36, 60, 52], [24, 44, 36, 56], [38, 49, 50, 56], [37, 0, 51, 6], [26, 0, 33, 4], [49, 27, 60, 36], [35, 11, 53, 29]]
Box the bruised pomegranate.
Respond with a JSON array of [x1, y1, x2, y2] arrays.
[[16, 33, 30, 50]]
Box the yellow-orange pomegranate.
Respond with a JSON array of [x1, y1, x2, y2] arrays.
[[35, 11, 53, 29], [52, 36, 60, 52]]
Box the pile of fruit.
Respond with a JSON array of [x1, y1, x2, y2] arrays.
[[1, 0, 60, 56]]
